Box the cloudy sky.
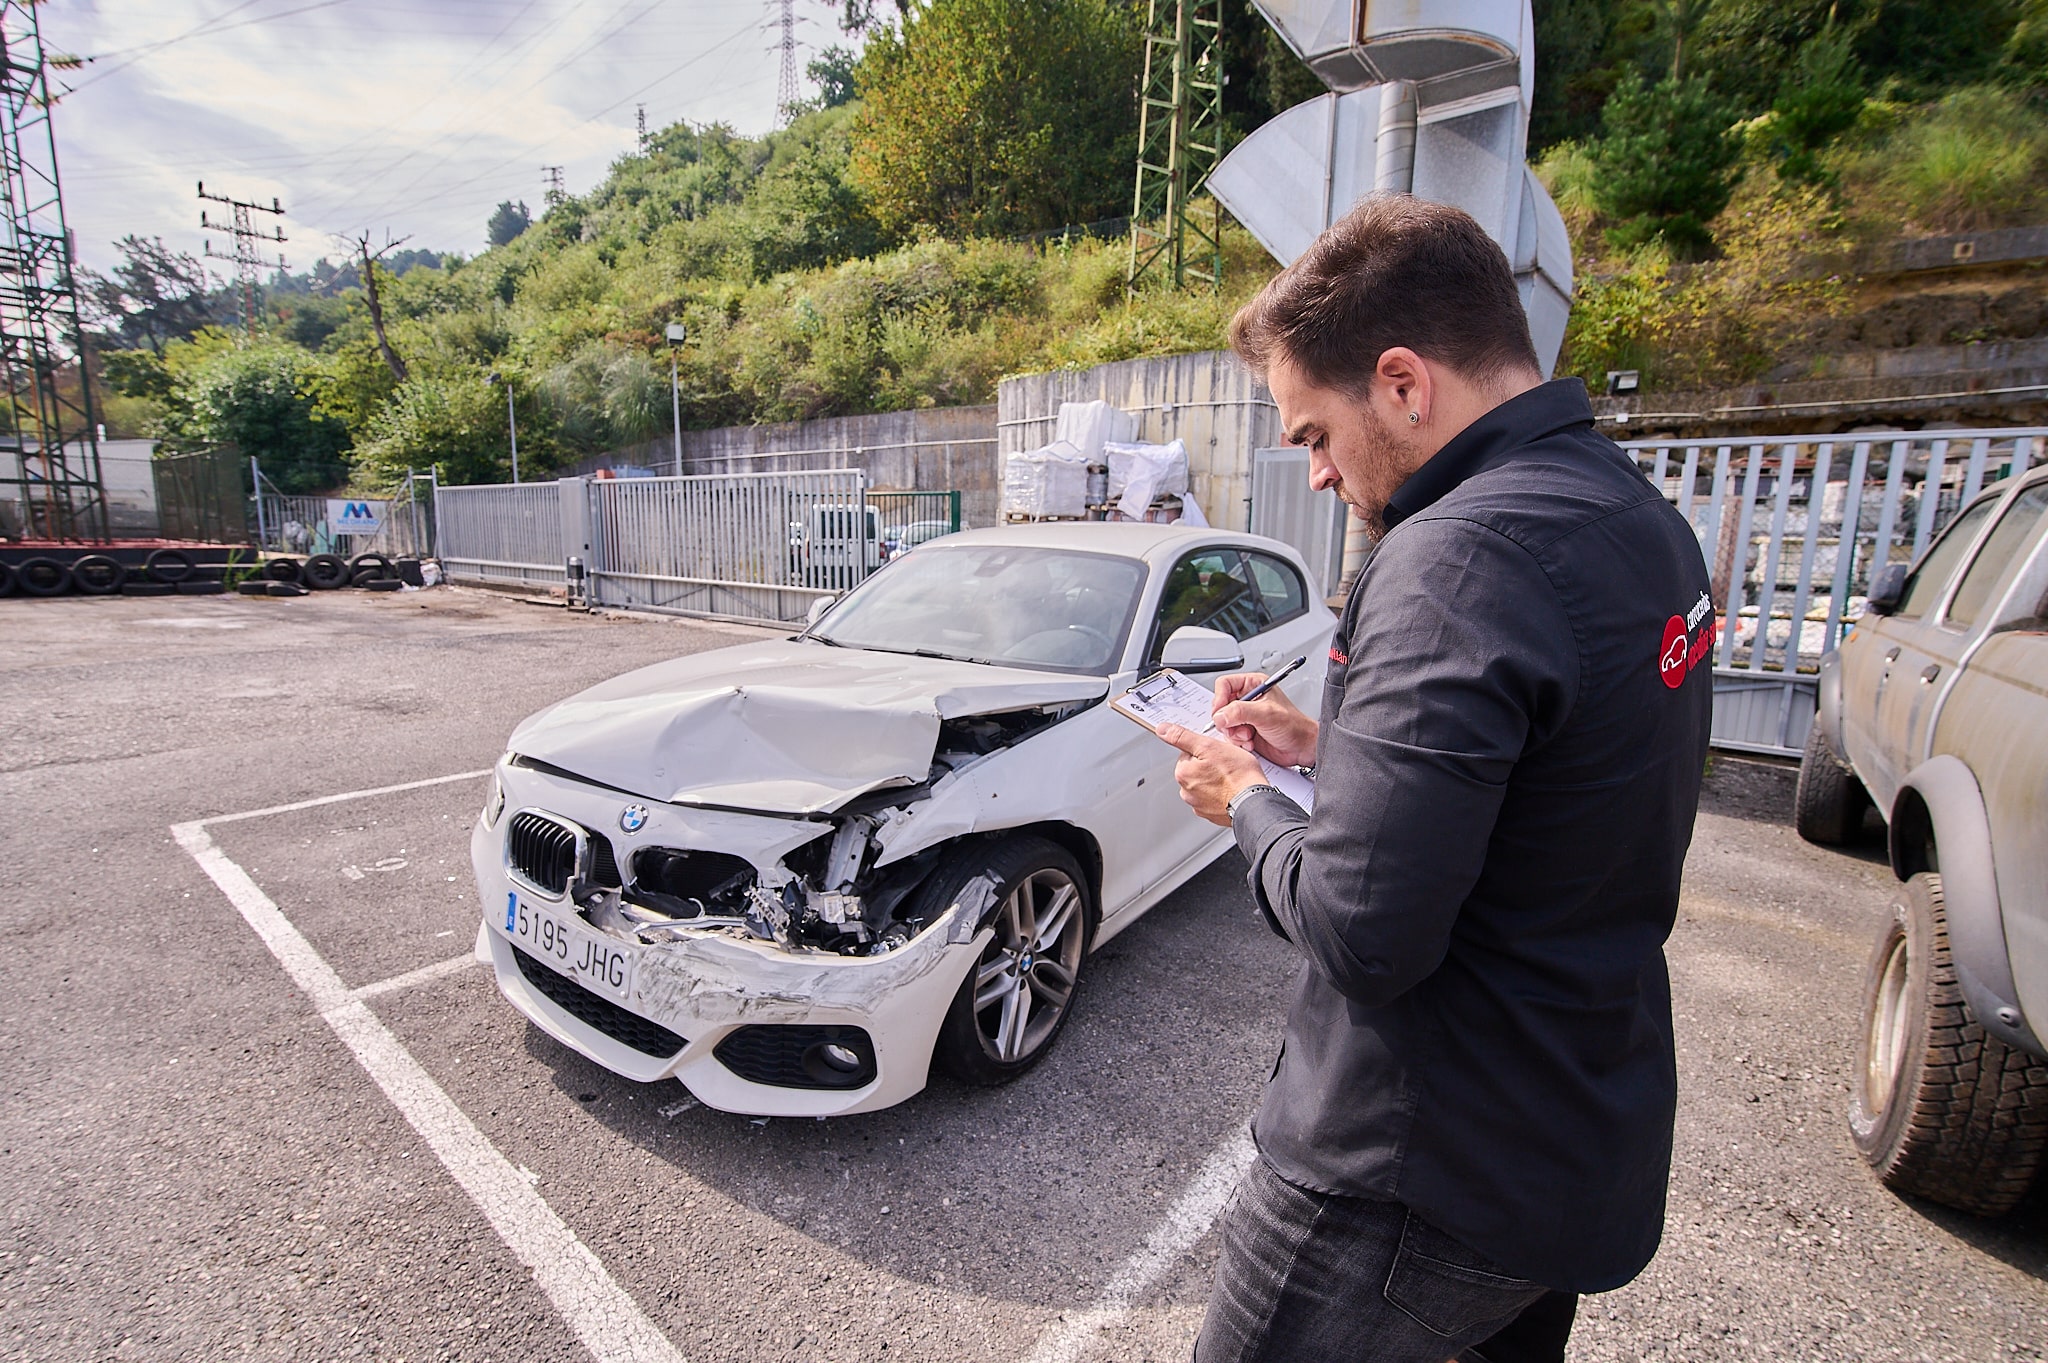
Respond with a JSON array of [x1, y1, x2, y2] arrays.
[[44, 0, 844, 275]]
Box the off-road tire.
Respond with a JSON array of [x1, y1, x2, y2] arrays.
[[1849, 872, 2048, 1216], [1795, 719, 1867, 846], [919, 835, 1095, 1087]]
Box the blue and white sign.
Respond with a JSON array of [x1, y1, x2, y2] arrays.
[[326, 498, 387, 534]]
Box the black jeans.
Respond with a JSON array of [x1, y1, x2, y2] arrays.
[[1196, 1154, 1578, 1363]]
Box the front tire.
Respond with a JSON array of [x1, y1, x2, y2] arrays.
[[1849, 872, 2048, 1216], [919, 835, 1093, 1087], [1795, 719, 1867, 845]]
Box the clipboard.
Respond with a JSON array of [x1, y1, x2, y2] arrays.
[[1113, 668, 1316, 812]]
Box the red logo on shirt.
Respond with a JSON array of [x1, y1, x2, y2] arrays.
[[1329, 644, 1349, 667], [1659, 615, 1690, 688]]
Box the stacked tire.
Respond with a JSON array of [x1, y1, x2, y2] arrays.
[[5, 550, 430, 600], [235, 554, 410, 597]]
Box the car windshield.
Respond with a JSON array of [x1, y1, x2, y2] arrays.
[[810, 544, 1145, 673]]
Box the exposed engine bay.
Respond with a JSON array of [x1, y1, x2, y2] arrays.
[[547, 700, 1092, 957]]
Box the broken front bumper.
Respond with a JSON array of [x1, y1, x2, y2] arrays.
[[468, 762, 985, 1117]]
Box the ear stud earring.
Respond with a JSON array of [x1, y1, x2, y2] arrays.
[[1407, 411, 1419, 425]]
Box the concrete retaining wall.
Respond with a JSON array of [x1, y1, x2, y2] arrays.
[[585, 406, 1001, 527], [996, 351, 1275, 532]]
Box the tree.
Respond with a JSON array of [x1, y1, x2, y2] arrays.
[[850, 0, 1142, 237], [1647, 0, 1718, 80], [1764, 25, 1864, 186], [808, 46, 860, 107], [353, 369, 514, 485], [79, 235, 221, 355], [487, 200, 532, 247], [1591, 68, 1741, 255], [1856, 0, 2022, 92], [158, 338, 351, 493]]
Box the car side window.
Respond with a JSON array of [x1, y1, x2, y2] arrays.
[[1894, 498, 1997, 620], [1149, 549, 1264, 660], [1244, 552, 1309, 628], [1945, 485, 2048, 629]]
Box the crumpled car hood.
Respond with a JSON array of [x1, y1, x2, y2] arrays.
[[507, 638, 1107, 814]]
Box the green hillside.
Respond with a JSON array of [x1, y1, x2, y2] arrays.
[[86, 0, 2048, 491]]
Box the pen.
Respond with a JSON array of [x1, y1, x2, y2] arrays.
[[1236, 655, 1306, 704]]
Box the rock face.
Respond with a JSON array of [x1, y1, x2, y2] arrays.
[[1812, 284, 2048, 352], [1598, 251, 2048, 436]]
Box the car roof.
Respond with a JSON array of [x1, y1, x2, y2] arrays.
[[931, 521, 1288, 564]]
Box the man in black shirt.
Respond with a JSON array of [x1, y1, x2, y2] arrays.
[[1162, 195, 1712, 1361]]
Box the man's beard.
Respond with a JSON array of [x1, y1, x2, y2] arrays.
[[1340, 404, 1405, 543]]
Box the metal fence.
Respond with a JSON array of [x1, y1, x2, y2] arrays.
[[1620, 427, 2048, 756], [252, 468, 437, 561], [432, 470, 971, 624]]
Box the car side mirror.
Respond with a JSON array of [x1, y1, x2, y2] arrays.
[[805, 594, 837, 625], [1864, 563, 1909, 617], [1160, 625, 1244, 672]]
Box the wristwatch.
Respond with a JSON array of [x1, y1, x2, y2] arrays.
[[1226, 783, 1280, 822]]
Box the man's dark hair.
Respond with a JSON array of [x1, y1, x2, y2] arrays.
[[1230, 193, 1539, 395]]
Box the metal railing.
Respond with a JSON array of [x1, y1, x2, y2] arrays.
[[1620, 427, 2048, 756]]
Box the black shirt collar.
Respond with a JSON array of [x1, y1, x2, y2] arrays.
[[1383, 379, 1595, 530]]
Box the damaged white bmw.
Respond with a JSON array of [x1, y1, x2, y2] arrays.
[[470, 524, 1335, 1115]]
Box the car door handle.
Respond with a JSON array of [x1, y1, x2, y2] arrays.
[[1883, 646, 1901, 662], [1920, 664, 1940, 683]]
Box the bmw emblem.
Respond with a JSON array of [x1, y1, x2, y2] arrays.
[[619, 804, 649, 834]]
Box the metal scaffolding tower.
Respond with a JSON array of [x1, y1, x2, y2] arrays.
[[1126, 0, 1224, 292], [0, 0, 105, 542], [198, 181, 286, 341]]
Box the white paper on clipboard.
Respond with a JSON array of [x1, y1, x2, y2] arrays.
[[1112, 669, 1316, 812]]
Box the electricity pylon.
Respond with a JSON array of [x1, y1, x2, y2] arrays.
[[1126, 0, 1224, 293]]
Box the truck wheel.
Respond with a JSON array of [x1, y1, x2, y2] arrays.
[[1795, 719, 1867, 846], [1849, 872, 2048, 1216], [919, 835, 1094, 1087]]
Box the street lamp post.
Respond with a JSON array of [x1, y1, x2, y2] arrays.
[[488, 371, 520, 484], [665, 321, 687, 476]]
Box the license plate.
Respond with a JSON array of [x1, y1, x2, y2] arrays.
[[503, 893, 635, 1006]]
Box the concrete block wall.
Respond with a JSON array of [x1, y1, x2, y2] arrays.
[[996, 351, 1276, 532], [588, 406, 1001, 527]]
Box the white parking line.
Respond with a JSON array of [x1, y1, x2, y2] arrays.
[[172, 792, 686, 1363], [1021, 1124, 1255, 1363], [202, 768, 492, 826], [354, 952, 481, 1000]]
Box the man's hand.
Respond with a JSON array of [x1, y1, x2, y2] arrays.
[[1211, 672, 1319, 770], [1158, 723, 1270, 827]]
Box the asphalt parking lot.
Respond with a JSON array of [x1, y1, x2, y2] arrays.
[[3, 586, 2044, 1363]]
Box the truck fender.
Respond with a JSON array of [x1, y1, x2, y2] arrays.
[[1815, 648, 1845, 755], [1890, 754, 2044, 1057]]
